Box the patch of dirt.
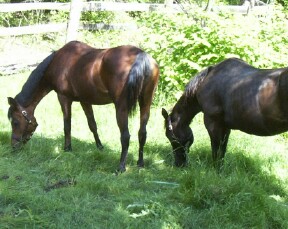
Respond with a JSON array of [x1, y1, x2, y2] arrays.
[[44, 179, 77, 192], [0, 38, 55, 75]]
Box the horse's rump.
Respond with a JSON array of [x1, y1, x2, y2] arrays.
[[126, 52, 153, 115]]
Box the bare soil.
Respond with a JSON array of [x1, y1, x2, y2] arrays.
[[0, 37, 58, 75]]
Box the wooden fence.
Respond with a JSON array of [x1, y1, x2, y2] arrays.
[[0, 1, 273, 40], [0, 1, 182, 40]]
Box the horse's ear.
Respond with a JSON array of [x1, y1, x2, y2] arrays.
[[162, 108, 169, 119], [8, 97, 17, 107]]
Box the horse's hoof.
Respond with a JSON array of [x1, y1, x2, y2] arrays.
[[96, 143, 104, 150], [116, 166, 126, 174], [64, 145, 72, 152]]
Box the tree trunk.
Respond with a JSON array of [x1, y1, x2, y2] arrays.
[[205, 0, 215, 12]]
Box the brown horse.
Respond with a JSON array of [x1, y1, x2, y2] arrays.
[[162, 58, 288, 168], [8, 40, 159, 172]]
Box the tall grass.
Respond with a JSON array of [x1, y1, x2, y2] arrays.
[[0, 72, 287, 228]]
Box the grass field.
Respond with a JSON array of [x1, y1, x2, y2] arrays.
[[0, 72, 287, 228]]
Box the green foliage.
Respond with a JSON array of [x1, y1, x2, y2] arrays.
[[0, 10, 68, 27], [1, 3, 288, 228], [81, 11, 116, 24], [278, 0, 288, 10], [138, 8, 288, 98]]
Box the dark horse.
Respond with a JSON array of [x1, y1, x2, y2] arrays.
[[8, 40, 159, 172], [162, 58, 288, 168]]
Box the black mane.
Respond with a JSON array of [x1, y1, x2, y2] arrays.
[[184, 66, 212, 99], [15, 52, 55, 106]]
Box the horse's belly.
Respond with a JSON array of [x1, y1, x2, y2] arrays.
[[79, 92, 112, 105], [227, 116, 288, 136], [58, 88, 112, 105]]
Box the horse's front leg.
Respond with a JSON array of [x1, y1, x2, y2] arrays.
[[58, 94, 73, 151], [204, 115, 231, 169], [80, 102, 103, 149], [116, 106, 130, 173]]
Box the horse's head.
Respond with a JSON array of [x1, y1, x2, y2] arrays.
[[7, 97, 38, 149], [162, 108, 194, 167]]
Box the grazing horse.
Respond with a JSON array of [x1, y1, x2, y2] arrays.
[[162, 58, 288, 168], [8, 40, 159, 172]]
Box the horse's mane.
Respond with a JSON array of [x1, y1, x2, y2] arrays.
[[15, 52, 56, 106], [184, 66, 212, 98]]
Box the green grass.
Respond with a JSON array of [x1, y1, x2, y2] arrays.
[[0, 73, 287, 229]]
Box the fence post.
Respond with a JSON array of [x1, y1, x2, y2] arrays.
[[165, 0, 173, 7], [66, 0, 83, 43]]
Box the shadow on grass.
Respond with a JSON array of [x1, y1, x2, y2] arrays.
[[178, 144, 287, 209], [1, 129, 286, 198], [1, 130, 287, 228], [0, 130, 126, 175], [0, 131, 10, 144]]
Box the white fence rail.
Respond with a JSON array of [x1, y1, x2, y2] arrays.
[[0, 1, 272, 38], [0, 1, 180, 38], [0, 2, 70, 12], [0, 2, 178, 13]]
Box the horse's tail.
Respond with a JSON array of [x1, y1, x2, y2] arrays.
[[16, 52, 56, 105], [184, 66, 213, 98], [127, 51, 153, 115]]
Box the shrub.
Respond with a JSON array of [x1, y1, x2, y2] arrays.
[[138, 7, 288, 99]]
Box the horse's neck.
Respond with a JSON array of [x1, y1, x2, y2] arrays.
[[15, 85, 51, 113], [172, 93, 202, 128], [172, 95, 195, 127]]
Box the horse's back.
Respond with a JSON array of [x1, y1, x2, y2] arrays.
[[44, 41, 158, 106], [43, 41, 108, 103], [197, 58, 288, 135], [45, 41, 104, 80]]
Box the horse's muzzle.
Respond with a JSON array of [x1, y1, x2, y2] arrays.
[[11, 135, 28, 150]]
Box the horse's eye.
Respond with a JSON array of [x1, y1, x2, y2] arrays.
[[12, 120, 19, 127]]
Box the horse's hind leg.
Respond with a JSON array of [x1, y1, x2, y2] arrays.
[[80, 102, 103, 150], [115, 104, 130, 172], [137, 96, 152, 168], [57, 94, 73, 151], [204, 115, 231, 169], [137, 80, 158, 168]]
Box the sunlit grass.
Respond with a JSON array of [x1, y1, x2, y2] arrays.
[[0, 72, 287, 228]]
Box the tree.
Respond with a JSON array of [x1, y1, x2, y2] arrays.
[[205, 0, 215, 11]]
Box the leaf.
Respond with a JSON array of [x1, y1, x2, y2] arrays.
[[198, 54, 218, 62]]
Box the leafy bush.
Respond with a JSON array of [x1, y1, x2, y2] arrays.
[[0, 10, 68, 27], [137, 7, 288, 99]]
